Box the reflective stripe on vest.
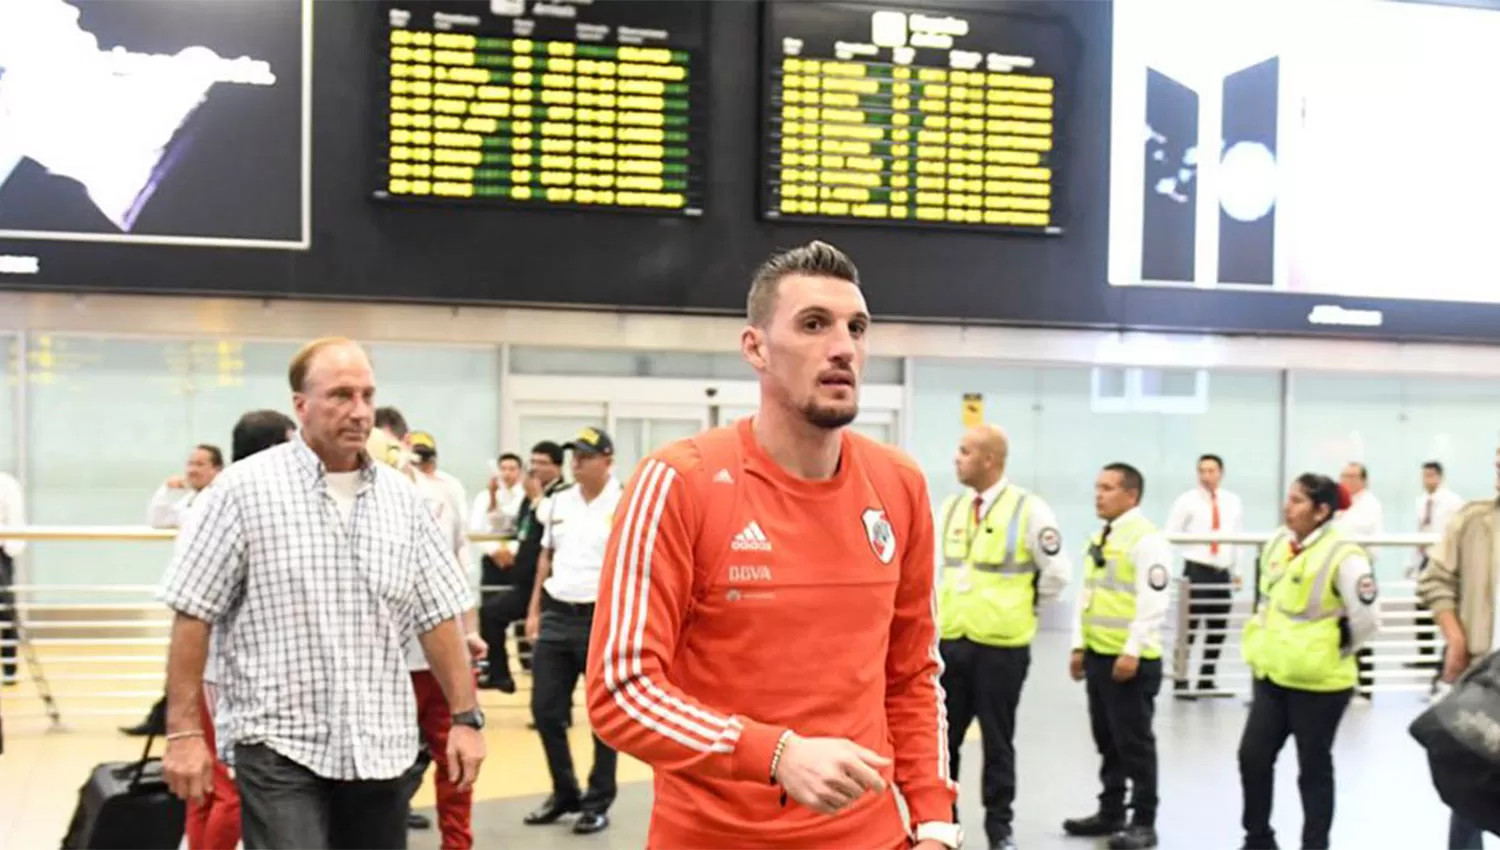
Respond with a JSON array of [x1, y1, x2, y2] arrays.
[[1257, 530, 1363, 692], [940, 489, 1033, 574], [937, 487, 1040, 647], [1080, 514, 1159, 659]]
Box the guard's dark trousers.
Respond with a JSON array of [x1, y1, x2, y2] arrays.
[[941, 638, 1030, 844], [531, 594, 617, 814], [1084, 650, 1161, 827], [1238, 677, 1352, 850]]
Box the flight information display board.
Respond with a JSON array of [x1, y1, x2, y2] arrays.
[[761, 1, 1075, 234], [376, 1, 708, 216]]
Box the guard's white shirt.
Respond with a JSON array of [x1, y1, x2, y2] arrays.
[[1166, 486, 1243, 572], [941, 478, 1071, 602], [147, 484, 200, 529], [1071, 507, 1174, 658], [406, 471, 469, 671], [541, 478, 623, 605], [1413, 487, 1464, 567], [0, 471, 24, 559], [1288, 524, 1381, 651]]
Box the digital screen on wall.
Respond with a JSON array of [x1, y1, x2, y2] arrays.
[[0, 0, 311, 250], [760, 0, 1077, 234], [375, 0, 709, 217], [1107, 0, 1500, 306]]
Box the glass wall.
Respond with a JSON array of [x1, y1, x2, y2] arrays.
[[12, 331, 1500, 595], [1286, 372, 1500, 581], [909, 360, 1285, 598], [23, 335, 500, 590]]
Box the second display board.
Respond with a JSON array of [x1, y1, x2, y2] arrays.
[[761, 1, 1077, 234]]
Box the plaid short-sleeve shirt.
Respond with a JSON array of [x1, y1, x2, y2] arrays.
[[160, 436, 473, 780]]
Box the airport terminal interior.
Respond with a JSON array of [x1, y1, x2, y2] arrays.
[[4, 0, 1500, 848]]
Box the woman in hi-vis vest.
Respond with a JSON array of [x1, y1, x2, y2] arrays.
[[1237, 474, 1381, 850]]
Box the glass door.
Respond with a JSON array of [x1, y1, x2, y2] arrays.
[[610, 403, 709, 478], [514, 401, 608, 475]]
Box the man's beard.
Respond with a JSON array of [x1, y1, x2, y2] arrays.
[[801, 400, 857, 430]]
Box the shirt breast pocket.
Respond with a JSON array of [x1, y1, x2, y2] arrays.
[[358, 524, 416, 608]]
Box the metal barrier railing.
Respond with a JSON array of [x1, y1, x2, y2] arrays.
[[0, 525, 526, 729], [1164, 531, 1441, 699], [0, 527, 1449, 727]]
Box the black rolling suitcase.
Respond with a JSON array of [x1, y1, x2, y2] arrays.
[[59, 732, 186, 849]]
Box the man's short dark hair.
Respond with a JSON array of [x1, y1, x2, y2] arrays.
[[1104, 462, 1145, 500], [498, 452, 523, 467], [195, 444, 225, 469], [1347, 461, 1368, 482], [374, 406, 407, 438], [747, 240, 860, 328], [232, 410, 296, 462], [1198, 453, 1223, 471], [1423, 460, 1444, 477], [530, 441, 564, 466]]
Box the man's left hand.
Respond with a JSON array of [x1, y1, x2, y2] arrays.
[[912, 841, 945, 850], [465, 633, 489, 663], [446, 725, 487, 791], [1112, 654, 1139, 682]]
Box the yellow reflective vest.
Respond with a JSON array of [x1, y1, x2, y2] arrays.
[[1241, 527, 1364, 693], [937, 486, 1040, 648], [1080, 513, 1161, 660]]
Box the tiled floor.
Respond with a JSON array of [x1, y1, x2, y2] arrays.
[[3, 632, 1476, 849], [412, 633, 1471, 850]]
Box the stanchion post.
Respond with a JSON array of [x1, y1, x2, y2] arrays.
[[1171, 576, 1192, 684]]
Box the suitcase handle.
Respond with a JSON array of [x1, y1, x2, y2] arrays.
[[125, 731, 160, 791]]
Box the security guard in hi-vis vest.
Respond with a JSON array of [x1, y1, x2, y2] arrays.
[[1237, 473, 1379, 850], [1065, 463, 1172, 850], [937, 425, 1071, 850]]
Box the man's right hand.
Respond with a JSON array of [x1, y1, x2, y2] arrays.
[[524, 610, 541, 641], [1069, 649, 1085, 682], [774, 733, 890, 815], [162, 734, 215, 804], [165, 475, 186, 489], [1442, 639, 1470, 684]]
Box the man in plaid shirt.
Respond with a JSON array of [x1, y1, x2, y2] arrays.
[[159, 337, 487, 850]]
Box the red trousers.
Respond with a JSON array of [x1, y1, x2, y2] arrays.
[[184, 686, 241, 850], [412, 670, 474, 849]]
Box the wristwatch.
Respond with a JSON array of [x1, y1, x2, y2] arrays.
[[451, 708, 486, 730], [914, 821, 964, 848]]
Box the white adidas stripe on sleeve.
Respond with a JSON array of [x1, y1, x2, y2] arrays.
[[602, 458, 741, 753]]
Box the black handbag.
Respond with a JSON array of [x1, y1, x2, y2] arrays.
[[1409, 649, 1500, 837]]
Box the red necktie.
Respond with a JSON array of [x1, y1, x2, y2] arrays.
[[1210, 492, 1221, 555], [972, 496, 984, 528], [1289, 540, 1302, 556]]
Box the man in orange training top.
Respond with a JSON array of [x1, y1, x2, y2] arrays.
[[585, 241, 961, 850]]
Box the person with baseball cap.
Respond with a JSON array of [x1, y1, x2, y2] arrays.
[[522, 427, 622, 835]]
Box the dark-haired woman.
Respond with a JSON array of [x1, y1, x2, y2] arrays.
[[1238, 474, 1382, 850]]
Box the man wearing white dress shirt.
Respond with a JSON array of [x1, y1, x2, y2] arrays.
[[1410, 461, 1463, 672], [146, 445, 224, 529], [1335, 462, 1383, 701], [1165, 454, 1243, 697], [472, 453, 526, 540]]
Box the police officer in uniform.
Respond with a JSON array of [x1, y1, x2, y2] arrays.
[[1238, 473, 1379, 850], [523, 427, 622, 835], [938, 425, 1071, 850], [1065, 463, 1171, 850]]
